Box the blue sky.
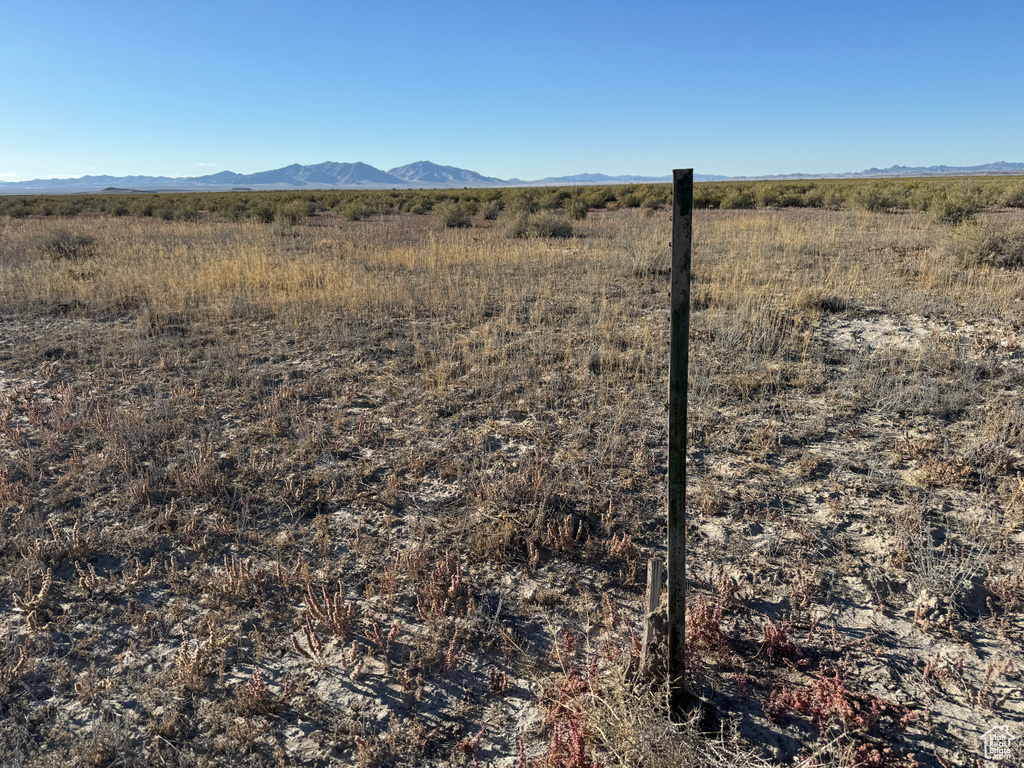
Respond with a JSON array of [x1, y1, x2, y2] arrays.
[[1, 0, 1022, 181]]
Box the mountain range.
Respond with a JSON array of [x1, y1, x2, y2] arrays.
[[1, 160, 1022, 194]]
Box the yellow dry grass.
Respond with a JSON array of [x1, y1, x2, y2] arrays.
[[1, 206, 1023, 767]]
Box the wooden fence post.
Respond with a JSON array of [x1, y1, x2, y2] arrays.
[[641, 557, 664, 670], [668, 169, 693, 718]]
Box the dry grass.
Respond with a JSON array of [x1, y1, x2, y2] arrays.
[[1, 205, 1023, 767]]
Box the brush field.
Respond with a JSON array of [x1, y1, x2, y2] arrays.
[[1, 196, 1023, 767]]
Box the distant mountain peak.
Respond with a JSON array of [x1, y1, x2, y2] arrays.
[[2, 160, 1023, 194], [855, 161, 1024, 177], [387, 161, 505, 186]]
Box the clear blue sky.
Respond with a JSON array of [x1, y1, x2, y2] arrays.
[[1, 0, 1022, 181]]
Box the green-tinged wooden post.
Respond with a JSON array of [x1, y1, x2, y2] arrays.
[[668, 169, 693, 718]]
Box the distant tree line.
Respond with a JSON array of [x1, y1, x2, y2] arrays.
[[693, 176, 1024, 223], [2, 176, 1023, 225]]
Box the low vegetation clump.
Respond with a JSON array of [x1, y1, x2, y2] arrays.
[[35, 227, 96, 261], [850, 183, 907, 213], [0, 186, 1023, 766], [927, 188, 984, 224], [433, 201, 473, 228], [1000, 182, 1024, 208], [563, 197, 589, 221], [500, 209, 574, 238], [479, 199, 502, 220], [946, 216, 1024, 269], [275, 198, 316, 226]]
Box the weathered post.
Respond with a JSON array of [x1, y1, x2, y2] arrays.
[[641, 557, 664, 670], [668, 169, 693, 718]]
